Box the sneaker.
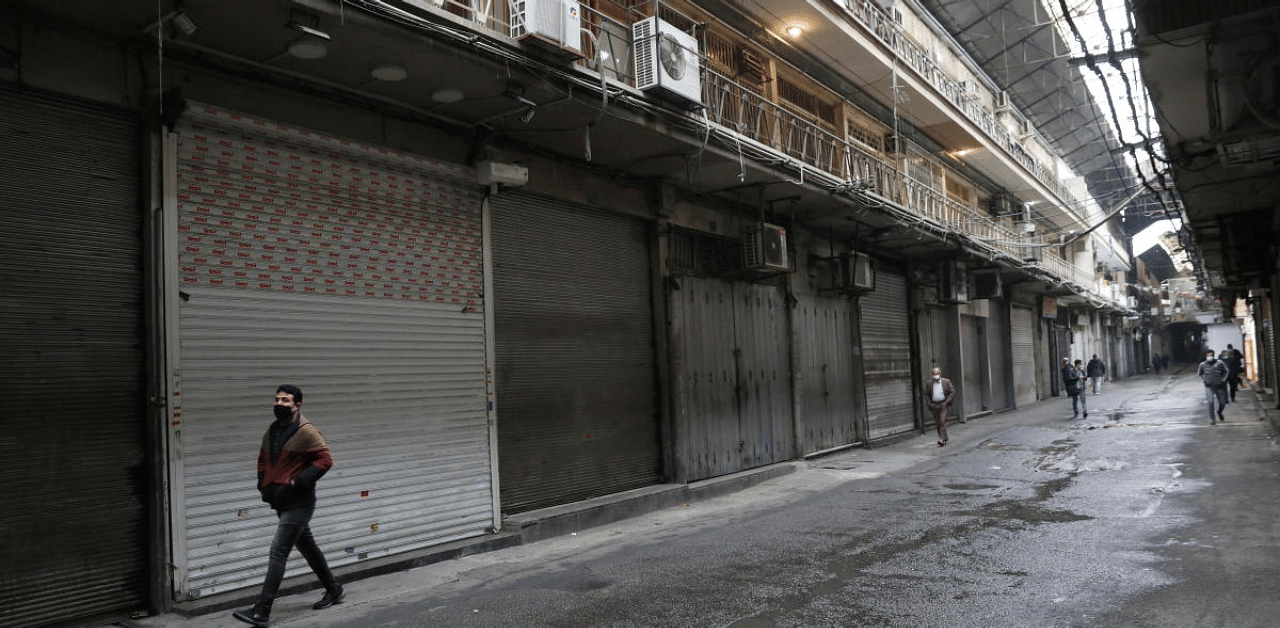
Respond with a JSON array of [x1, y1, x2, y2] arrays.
[[313, 585, 346, 610], [233, 608, 270, 628]]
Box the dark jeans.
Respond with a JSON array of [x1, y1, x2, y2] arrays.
[[1070, 391, 1087, 416], [256, 507, 338, 612], [1227, 376, 1240, 401]]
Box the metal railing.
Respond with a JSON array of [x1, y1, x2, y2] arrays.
[[837, 0, 1078, 209], [421, 0, 1100, 294]]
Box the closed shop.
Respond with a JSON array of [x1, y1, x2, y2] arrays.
[[987, 300, 1012, 411], [1012, 304, 1037, 406], [960, 314, 986, 415], [795, 295, 863, 452], [859, 268, 915, 440], [488, 192, 660, 513], [670, 278, 793, 480], [169, 104, 495, 598], [0, 86, 148, 628], [915, 302, 955, 426]]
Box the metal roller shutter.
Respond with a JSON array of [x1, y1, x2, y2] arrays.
[[1012, 305, 1036, 406], [961, 314, 983, 414], [987, 302, 1012, 411], [170, 104, 494, 598], [489, 192, 659, 513], [0, 85, 148, 627], [859, 269, 915, 440]]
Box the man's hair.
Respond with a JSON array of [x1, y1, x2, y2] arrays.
[[276, 384, 304, 403], [1092, 354, 1098, 359], [1074, 360, 1083, 365]]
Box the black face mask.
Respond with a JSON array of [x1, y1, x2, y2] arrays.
[[273, 405, 294, 421]]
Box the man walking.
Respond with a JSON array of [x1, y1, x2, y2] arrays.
[[234, 385, 345, 627], [1061, 358, 1087, 419], [1197, 350, 1230, 425], [1086, 354, 1107, 394], [1222, 345, 1244, 401], [923, 367, 955, 446]]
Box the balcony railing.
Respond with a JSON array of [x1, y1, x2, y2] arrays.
[[412, 0, 1103, 298], [837, 0, 1078, 209]]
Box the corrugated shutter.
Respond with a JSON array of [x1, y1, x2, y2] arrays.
[[960, 314, 984, 414], [171, 104, 493, 598], [1012, 305, 1036, 406], [488, 192, 659, 512], [0, 86, 148, 627], [987, 302, 1011, 411], [795, 295, 862, 452], [859, 269, 914, 440]]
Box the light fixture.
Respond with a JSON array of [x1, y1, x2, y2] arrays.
[[172, 11, 197, 35], [431, 88, 465, 103], [370, 64, 408, 82], [785, 24, 805, 38], [287, 38, 328, 59]]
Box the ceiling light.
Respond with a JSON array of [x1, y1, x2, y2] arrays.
[[431, 88, 465, 103], [287, 38, 328, 59], [287, 21, 330, 41], [172, 11, 197, 35], [785, 24, 805, 38], [370, 64, 408, 82]]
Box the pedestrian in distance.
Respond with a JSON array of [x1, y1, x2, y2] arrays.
[[923, 367, 955, 446], [1223, 344, 1244, 401], [233, 385, 345, 628], [1086, 354, 1107, 394], [1060, 358, 1087, 419], [1197, 350, 1230, 425], [1152, 353, 1162, 374]]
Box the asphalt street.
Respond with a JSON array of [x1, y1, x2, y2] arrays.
[[124, 365, 1280, 628]]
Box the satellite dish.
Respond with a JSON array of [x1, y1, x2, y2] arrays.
[[659, 33, 687, 81]]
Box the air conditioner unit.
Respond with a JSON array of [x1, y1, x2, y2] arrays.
[[633, 17, 702, 107], [972, 268, 1003, 299], [510, 0, 582, 55], [742, 222, 789, 271], [939, 259, 968, 303], [819, 252, 875, 293]]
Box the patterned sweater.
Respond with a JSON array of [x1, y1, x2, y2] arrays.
[[257, 415, 333, 510]]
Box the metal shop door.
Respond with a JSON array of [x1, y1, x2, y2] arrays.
[[987, 301, 1012, 411], [1012, 305, 1037, 406], [489, 191, 661, 513], [0, 85, 149, 627], [170, 104, 495, 598], [795, 295, 863, 453], [960, 314, 991, 416], [858, 268, 915, 440], [669, 278, 794, 481]]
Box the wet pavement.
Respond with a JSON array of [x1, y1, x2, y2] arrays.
[[122, 366, 1280, 628]]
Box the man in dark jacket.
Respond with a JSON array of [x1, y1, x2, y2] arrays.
[[923, 367, 956, 446], [1222, 345, 1244, 401], [1061, 358, 1087, 419], [234, 385, 344, 628], [1198, 350, 1230, 424], [1086, 354, 1107, 394]]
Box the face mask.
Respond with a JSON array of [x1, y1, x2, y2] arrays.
[[273, 405, 294, 421], [1206, 357, 1215, 363], [932, 374, 941, 380]]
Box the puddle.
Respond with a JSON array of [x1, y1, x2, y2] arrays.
[[943, 483, 1001, 491]]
